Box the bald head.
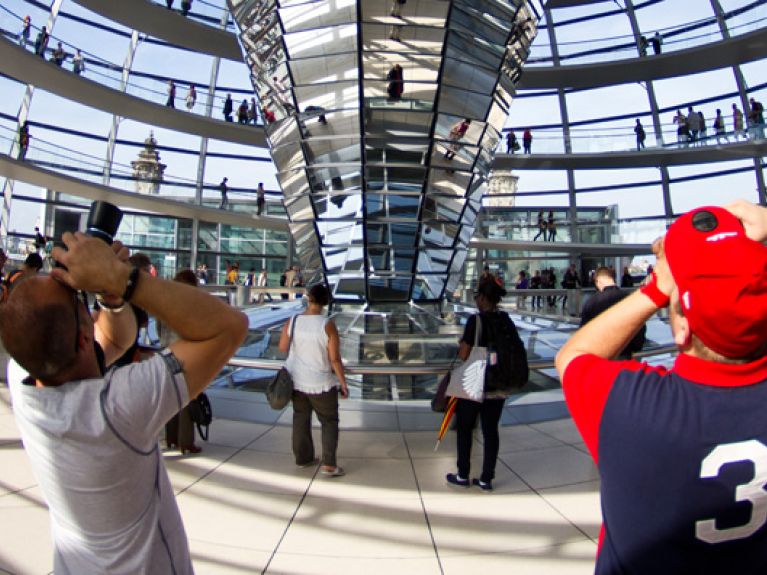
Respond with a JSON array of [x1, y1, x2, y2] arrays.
[[0, 276, 80, 382]]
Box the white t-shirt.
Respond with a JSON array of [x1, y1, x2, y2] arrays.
[[284, 315, 338, 394], [8, 351, 193, 575]]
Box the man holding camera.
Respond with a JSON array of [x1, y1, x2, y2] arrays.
[[556, 200, 767, 572], [2, 230, 248, 573]]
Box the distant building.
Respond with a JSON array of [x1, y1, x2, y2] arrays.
[[131, 132, 166, 195], [485, 170, 518, 207]]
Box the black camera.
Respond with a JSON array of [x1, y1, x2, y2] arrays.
[[85, 201, 122, 244], [52, 201, 123, 270]]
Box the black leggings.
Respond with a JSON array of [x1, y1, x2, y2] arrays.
[[455, 397, 506, 482]]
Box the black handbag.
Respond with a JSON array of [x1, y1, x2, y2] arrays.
[[188, 392, 212, 440], [431, 347, 462, 412], [431, 372, 451, 412], [267, 316, 297, 410]]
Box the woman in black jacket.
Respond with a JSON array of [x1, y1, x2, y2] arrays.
[[447, 280, 528, 491]]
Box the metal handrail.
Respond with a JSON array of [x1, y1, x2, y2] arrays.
[[219, 345, 678, 375]]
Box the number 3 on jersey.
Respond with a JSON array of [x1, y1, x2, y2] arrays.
[[696, 439, 767, 544]]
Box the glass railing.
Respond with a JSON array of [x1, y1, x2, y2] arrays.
[[200, 301, 676, 400], [528, 8, 767, 67], [479, 214, 670, 245], [499, 115, 765, 155], [0, 124, 278, 212], [3, 115, 761, 220]]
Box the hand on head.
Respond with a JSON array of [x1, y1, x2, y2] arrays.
[[651, 236, 675, 299], [50, 232, 130, 297], [724, 199, 767, 243]]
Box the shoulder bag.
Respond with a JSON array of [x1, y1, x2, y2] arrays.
[[431, 349, 460, 412], [266, 316, 297, 410], [445, 314, 486, 403]]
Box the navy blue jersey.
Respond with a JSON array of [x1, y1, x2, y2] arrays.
[[564, 353, 767, 574]]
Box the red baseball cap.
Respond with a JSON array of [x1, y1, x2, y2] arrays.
[[664, 206, 767, 358]]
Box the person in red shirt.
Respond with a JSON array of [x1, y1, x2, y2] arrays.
[[444, 118, 471, 160], [556, 200, 767, 574]]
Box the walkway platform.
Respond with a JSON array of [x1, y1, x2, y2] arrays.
[[71, 0, 242, 61], [495, 138, 767, 169], [0, 154, 288, 232], [0, 38, 266, 147], [0, 384, 601, 575], [73, 0, 767, 94], [519, 27, 767, 89]]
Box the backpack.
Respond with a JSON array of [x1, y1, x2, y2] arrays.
[[188, 392, 213, 441], [482, 313, 529, 392]]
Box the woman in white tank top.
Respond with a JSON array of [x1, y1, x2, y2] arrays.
[[279, 284, 348, 476]]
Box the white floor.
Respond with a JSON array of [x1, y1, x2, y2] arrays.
[[0, 386, 602, 575]]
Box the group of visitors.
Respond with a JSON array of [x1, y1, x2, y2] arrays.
[[532, 210, 557, 241], [672, 100, 764, 146], [15, 13, 281, 129], [638, 31, 663, 56], [212, 178, 268, 211], [279, 265, 305, 300], [5, 199, 767, 572], [514, 263, 656, 314], [18, 16, 86, 75], [501, 129, 533, 154], [508, 267, 565, 311], [222, 94, 261, 124], [507, 97, 764, 155]]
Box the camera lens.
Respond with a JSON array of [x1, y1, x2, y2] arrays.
[[86, 201, 122, 245]]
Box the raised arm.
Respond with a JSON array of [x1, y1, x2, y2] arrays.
[[89, 240, 138, 366], [130, 274, 248, 398], [52, 232, 248, 398]]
